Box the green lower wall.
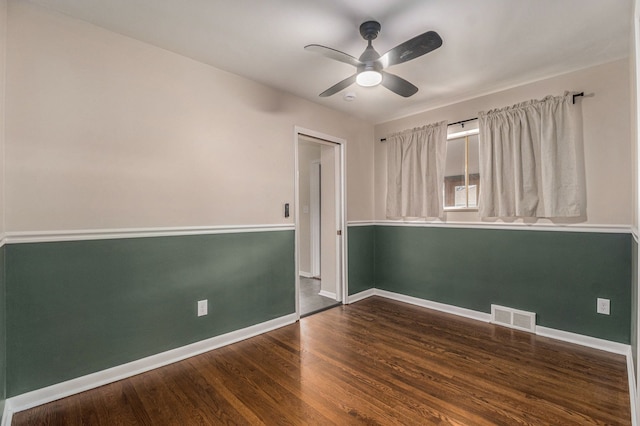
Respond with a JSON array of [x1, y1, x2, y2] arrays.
[[0, 245, 5, 416], [6, 230, 295, 396], [3, 225, 634, 397], [347, 226, 375, 295], [632, 238, 638, 377], [375, 226, 632, 344]]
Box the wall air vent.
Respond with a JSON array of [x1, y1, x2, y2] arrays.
[[491, 305, 536, 333]]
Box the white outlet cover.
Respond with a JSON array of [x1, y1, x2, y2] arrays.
[[198, 299, 208, 316], [596, 298, 610, 315]]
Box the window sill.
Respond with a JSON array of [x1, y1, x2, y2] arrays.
[[444, 207, 479, 212]]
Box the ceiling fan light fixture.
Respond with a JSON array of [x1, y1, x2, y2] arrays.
[[356, 70, 382, 87]]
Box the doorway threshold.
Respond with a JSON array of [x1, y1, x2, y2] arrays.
[[300, 302, 341, 318]]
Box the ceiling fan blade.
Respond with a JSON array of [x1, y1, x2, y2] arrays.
[[379, 31, 442, 68], [381, 72, 418, 97], [305, 44, 362, 68], [319, 74, 357, 97]]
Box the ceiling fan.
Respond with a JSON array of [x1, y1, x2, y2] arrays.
[[305, 21, 442, 98]]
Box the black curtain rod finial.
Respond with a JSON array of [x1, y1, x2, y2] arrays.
[[572, 92, 584, 104]]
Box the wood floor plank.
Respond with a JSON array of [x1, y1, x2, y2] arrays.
[[349, 298, 630, 418], [343, 298, 629, 424], [228, 337, 365, 425], [304, 307, 553, 425], [170, 358, 253, 424], [11, 297, 632, 425]]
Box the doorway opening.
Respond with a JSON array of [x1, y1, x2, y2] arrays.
[[295, 128, 346, 318]]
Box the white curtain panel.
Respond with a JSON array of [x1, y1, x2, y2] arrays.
[[386, 121, 448, 219], [478, 93, 584, 218]]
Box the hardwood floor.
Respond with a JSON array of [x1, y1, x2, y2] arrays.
[[13, 297, 631, 425]]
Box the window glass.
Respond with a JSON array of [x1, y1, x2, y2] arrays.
[[444, 138, 466, 208], [444, 133, 479, 210]]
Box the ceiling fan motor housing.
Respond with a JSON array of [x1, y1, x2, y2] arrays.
[[359, 21, 381, 40], [358, 21, 382, 64]]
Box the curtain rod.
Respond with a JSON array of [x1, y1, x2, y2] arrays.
[[379, 93, 585, 142], [379, 119, 476, 142]]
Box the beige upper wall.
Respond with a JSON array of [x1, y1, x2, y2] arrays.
[[634, 3, 640, 232], [375, 59, 632, 226], [0, 0, 6, 236], [5, 1, 374, 232]]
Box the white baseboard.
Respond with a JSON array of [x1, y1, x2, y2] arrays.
[[626, 347, 638, 426], [536, 326, 630, 355], [1, 401, 11, 426], [374, 289, 492, 323], [348, 288, 375, 303], [7, 313, 297, 414], [318, 290, 337, 300], [351, 288, 632, 356]]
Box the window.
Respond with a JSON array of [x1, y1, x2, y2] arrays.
[[444, 131, 479, 210]]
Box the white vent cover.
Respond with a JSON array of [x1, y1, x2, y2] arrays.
[[491, 305, 536, 333]]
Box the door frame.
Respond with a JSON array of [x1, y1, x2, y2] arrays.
[[293, 126, 347, 320], [310, 160, 321, 277]]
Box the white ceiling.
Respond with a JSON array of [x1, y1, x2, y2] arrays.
[[28, 0, 632, 124]]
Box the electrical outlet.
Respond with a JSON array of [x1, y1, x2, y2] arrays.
[[596, 298, 610, 315], [197, 299, 208, 317]]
